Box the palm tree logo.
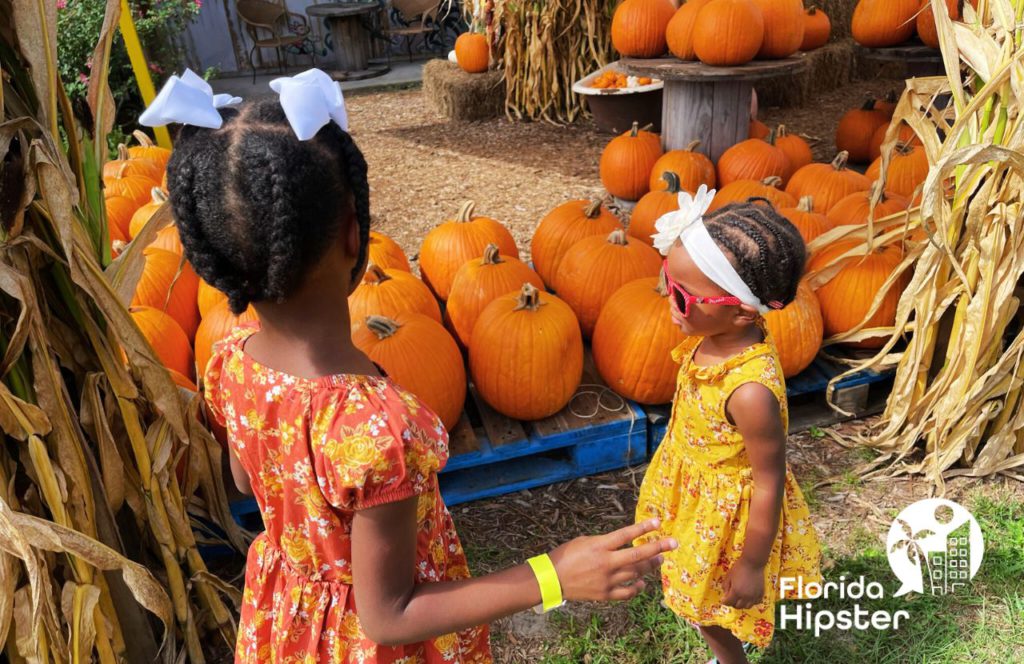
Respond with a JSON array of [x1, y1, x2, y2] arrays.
[[889, 518, 935, 589]]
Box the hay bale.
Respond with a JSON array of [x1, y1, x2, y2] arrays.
[[423, 60, 505, 122], [818, 0, 858, 40], [756, 42, 855, 108]]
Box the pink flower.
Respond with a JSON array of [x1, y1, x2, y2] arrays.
[[195, 0, 203, 8], [86, 57, 93, 69], [78, 73, 88, 84], [56, 0, 66, 8], [149, 62, 164, 74]]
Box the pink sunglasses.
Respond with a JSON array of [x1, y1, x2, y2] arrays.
[[662, 259, 743, 318]]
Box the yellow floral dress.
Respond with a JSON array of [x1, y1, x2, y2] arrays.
[[206, 325, 492, 663], [635, 328, 821, 648]]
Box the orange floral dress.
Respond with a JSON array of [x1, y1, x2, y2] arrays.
[[205, 326, 492, 663]]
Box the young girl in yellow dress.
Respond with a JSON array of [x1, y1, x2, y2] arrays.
[[636, 188, 823, 664]]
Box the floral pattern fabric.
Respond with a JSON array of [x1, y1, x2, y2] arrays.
[[635, 327, 822, 648], [206, 325, 491, 663]]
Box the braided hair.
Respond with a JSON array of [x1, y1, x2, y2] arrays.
[[703, 199, 806, 308], [165, 97, 371, 314]]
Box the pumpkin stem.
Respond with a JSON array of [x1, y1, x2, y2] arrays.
[[456, 201, 477, 222], [116, 162, 130, 179], [481, 244, 503, 265], [116, 144, 130, 161], [807, 6, 818, 15], [132, 130, 155, 147], [513, 283, 546, 311], [777, 124, 788, 137], [685, 140, 702, 152], [151, 187, 168, 204], [761, 176, 784, 189], [366, 315, 401, 339], [797, 196, 815, 212], [662, 171, 682, 194], [831, 151, 850, 171], [869, 180, 887, 203], [765, 128, 777, 145], [862, 99, 878, 111], [363, 264, 391, 284], [583, 199, 604, 218], [894, 141, 915, 156], [629, 122, 654, 136], [607, 229, 629, 245]]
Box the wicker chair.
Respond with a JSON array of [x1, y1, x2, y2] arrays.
[[382, 0, 444, 61], [237, 0, 315, 83]]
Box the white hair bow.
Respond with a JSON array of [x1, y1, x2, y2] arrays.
[[139, 69, 241, 129], [651, 185, 716, 256], [269, 69, 349, 141]]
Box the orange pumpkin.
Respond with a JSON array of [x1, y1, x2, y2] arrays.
[[353, 314, 466, 430], [130, 306, 194, 379], [717, 131, 793, 187], [779, 196, 833, 246], [167, 369, 198, 392], [555, 229, 662, 337], [801, 6, 832, 50], [709, 176, 797, 212], [693, 0, 766, 66], [531, 199, 623, 288], [865, 143, 929, 199], [600, 121, 664, 201], [763, 280, 823, 377], [446, 245, 545, 347], [103, 145, 163, 184], [104, 164, 158, 209], [775, 125, 813, 171], [826, 183, 910, 227], [419, 201, 518, 300], [753, 0, 805, 59], [749, 118, 771, 139], [611, 0, 676, 58], [455, 32, 489, 73], [129, 188, 169, 239], [592, 274, 686, 404], [105, 195, 138, 242], [869, 122, 921, 161], [194, 300, 259, 376], [470, 284, 583, 420], [852, 0, 919, 47], [349, 264, 442, 331], [631, 172, 683, 247], [148, 225, 184, 256], [131, 249, 201, 339], [648, 140, 716, 193], [917, 0, 959, 49], [367, 231, 411, 272], [128, 131, 172, 170], [785, 152, 872, 213], [836, 100, 891, 163], [666, 0, 711, 60], [108, 216, 128, 258], [198, 279, 228, 317]]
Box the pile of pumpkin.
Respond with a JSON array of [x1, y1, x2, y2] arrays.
[[852, 0, 977, 50], [610, 0, 832, 66]]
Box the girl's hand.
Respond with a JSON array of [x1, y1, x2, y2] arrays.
[[722, 558, 766, 610], [548, 519, 677, 602]]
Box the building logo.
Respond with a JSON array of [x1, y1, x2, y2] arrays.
[[886, 498, 984, 597]]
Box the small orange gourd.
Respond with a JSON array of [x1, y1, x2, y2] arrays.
[[801, 6, 831, 50], [455, 33, 489, 73]]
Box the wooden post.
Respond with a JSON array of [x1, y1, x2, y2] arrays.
[[662, 79, 752, 161]]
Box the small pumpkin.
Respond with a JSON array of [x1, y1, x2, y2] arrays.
[[801, 6, 831, 50], [826, 182, 910, 227], [592, 274, 686, 404], [836, 100, 891, 163], [104, 163, 158, 208], [130, 306, 194, 379], [917, 0, 959, 49], [131, 249, 201, 339], [446, 244, 545, 347], [103, 145, 163, 184], [868, 122, 921, 161], [349, 264, 442, 330], [129, 188, 169, 239], [851, 0, 919, 47], [195, 300, 259, 376], [666, 0, 711, 61], [779, 196, 833, 246], [865, 142, 929, 199], [419, 201, 518, 300], [785, 152, 872, 213], [353, 314, 466, 430], [752, 0, 805, 59], [532, 199, 623, 288], [128, 130, 172, 170], [775, 125, 813, 172], [763, 280, 823, 377], [105, 195, 138, 241], [455, 32, 489, 73], [693, 0, 766, 67], [148, 225, 184, 256], [368, 231, 411, 272], [709, 176, 797, 212], [717, 130, 793, 187], [749, 118, 770, 140], [470, 283, 583, 420], [599, 121, 664, 201], [611, 0, 676, 58], [198, 279, 228, 317], [630, 172, 683, 247], [648, 140, 716, 193], [554, 229, 662, 337]]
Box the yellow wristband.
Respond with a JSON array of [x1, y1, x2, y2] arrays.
[[527, 554, 564, 613]]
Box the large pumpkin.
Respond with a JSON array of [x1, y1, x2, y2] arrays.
[[129, 188, 168, 239], [105, 195, 138, 242], [666, 0, 711, 60], [349, 264, 442, 331], [419, 201, 518, 300], [555, 229, 662, 337], [752, 0, 805, 59], [763, 280, 823, 377], [600, 121, 663, 201], [131, 249, 200, 339], [785, 152, 872, 213], [779, 196, 833, 246], [446, 245, 544, 347], [104, 164, 157, 209], [801, 6, 831, 50], [865, 143, 929, 199], [709, 176, 797, 212], [648, 140, 716, 193], [717, 131, 793, 187], [918, 0, 959, 49], [532, 199, 622, 289], [592, 274, 685, 404], [470, 284, 583, 420], [367, 231, 411, 272], [148, 225, 185, 256], [194, 300, 259, 377], [836, 100, 891, 163], [826, 183, 910, 227], [128, 131, 172, 170], [630, 172, 682, 247], [611, 0, 676, 57], [198, 279, 228, 317], [103, 145, 162, 184], [130, 306, 194, 379], [869, 122, 921, 161], [809, 240, 908, 348], [851, 0, 919, 48], [353, 314, 466, 430], [455, 33, 489, 73], [693, 0, 766, 67], [775, 125, 813, 171]]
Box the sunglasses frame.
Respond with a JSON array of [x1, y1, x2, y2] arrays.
[[662, 259, 744, 318]]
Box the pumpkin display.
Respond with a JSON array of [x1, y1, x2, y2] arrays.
[[709, 176, 797, 212], [826, 183, 910, 228], [419, 201, 518, 300], [631, 172, 683, 247], [775, 125, 813, 171], [801, 6, 831, 50], [128, 131, 172, 170], [105, 195, 138, 241], [809, 239, 908, 348], [648, 140, 716, 193], [749, 118, 770, 139], [752, 0, 805, 59], [469, 284, 583, 420], [717, 132, 793, 187], [917, 0, 959, 49], [104, 165, 157, 208], [446, 245, 545, 347], [194, 300, 259, 376], [779, 196, 833, 246], [869, 122, 921, 161], [103, 145, 162, 184], [599, 121, 663, 201], [865, 143, 929, 199], [352, 313, 466, 430], [554, 229, 661, 337], [349, 264, 442, 330], [455, 33, 489, 73], [836, 100, 891, 163], [367, 231, 411, 273], [611, 0, 676, 58], [763, 280, 823, 377], [131, 249, 201, 339], [592, 274, 686, 404], [693, 0, 766, 66], [785, 152, 872, 213], [532, 199, 623, 288], [198, 279, 228, 317], [851, 0, 919, 47], [129, 188, 168, 239], [148, 225, 184, 256], [130, 306, 194, 379], [666, 0, 711, 60]]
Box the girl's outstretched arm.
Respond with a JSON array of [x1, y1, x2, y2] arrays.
[[352, 500, 676, 646]]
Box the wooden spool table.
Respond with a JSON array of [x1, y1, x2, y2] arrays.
[[855, 44, 945, 78], [307, 2, 390, 81], [620, 56, 808, 162]]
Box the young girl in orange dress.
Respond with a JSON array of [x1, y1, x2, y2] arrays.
[[142, 69, 676, 663], [636, 188, 823, 664]]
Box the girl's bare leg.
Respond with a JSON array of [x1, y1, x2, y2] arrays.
[[699, 625, 748, 664]]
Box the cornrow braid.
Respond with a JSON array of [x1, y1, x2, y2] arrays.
[[703, 199, 806, 308]]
